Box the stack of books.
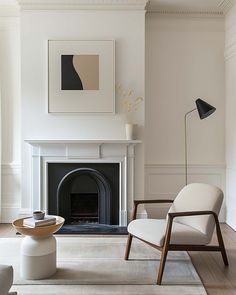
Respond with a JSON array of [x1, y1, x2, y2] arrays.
[[23, 215, 56, 228]]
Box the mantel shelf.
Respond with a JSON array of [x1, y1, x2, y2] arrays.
[[24, 139, 142, 145]]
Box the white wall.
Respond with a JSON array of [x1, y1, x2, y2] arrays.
[[225, 3, 236, 229], [0, 11, 21, 222], [0, 3, 228, 223], [145, 14, 226, 219], [20, 8, 146, 216]]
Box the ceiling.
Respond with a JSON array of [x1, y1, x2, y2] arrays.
[[148, 0, 233, 13]]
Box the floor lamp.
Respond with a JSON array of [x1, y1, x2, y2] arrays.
[[184, 98, 216, 185]]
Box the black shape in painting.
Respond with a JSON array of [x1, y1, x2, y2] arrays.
[[61, 55, 83, 90]]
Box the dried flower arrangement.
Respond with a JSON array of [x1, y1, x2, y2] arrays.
[[116, 83, 144, 139], [116, 83, 144, 116]]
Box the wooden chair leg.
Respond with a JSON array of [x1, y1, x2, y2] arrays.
[[157, 246, 168, 285], [216, 226, 228, 266], [220, 244, 229, 266], [157, 217, 173, 285], [215, 218, 229, 266], [125, 234, 133, 260]]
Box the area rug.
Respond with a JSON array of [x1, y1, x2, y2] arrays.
[[0, 236, 207, 295]]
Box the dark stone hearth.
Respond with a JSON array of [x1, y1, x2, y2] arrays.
[[56, 224, 128, 235]]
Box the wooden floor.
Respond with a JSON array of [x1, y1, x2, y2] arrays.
[[0, 223, 235, 295], [189, 224, 236, 295]]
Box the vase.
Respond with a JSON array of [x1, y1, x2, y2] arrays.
[[125, 123, 134, 140]]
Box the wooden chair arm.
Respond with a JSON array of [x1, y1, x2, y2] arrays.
[[131, 199, 173, 221], [168, 210, 218, 220], [134, 200, 174, 205], [163, 210, 220, 250]]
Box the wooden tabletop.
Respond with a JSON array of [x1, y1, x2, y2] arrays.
[[12, 216, 65, 237]]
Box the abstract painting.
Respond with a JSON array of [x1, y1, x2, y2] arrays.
[[61, 55, 99, 90], [48, 40, 115, 113]]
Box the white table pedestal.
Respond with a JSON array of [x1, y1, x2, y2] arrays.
[[20, 235, 56, 280]]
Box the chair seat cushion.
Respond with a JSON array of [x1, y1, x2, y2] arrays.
[[128, 219, 209, 247], [0, 265, 13, 295]]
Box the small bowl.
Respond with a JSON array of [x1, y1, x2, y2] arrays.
[[33, 211, 45, 220]]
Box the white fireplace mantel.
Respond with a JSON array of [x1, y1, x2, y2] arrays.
[[25, 139, 141, 226], [25, 139, 141, 144]]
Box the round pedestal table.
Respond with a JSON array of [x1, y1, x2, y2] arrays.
[[12, 216, 64, 280]]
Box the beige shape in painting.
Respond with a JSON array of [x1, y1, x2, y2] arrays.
[[73, 55, 99, 90]]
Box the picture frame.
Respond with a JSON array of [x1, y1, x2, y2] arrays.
[[48, 40, 115, 114]]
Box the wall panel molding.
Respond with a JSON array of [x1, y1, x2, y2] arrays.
[[1, 163, 21, 223], [225, 40, 236, 60], [226, 168, 236, 229], [1, 203, 20, 223], [145, 164, 226, 221], [145, 163, 225, 169], [1, 163, 21, 172]]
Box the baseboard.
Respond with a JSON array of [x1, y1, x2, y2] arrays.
[[226, 208, 236, 231]]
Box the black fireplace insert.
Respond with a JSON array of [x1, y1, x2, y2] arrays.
[[47, 163, 120, 226]]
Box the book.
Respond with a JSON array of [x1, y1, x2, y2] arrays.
[[23, 215, 57, 228]]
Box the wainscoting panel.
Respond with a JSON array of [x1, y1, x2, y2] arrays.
[[226, 167, 236, 229], [1, 163, 21, 223], [145, 164, 226, 221], [0, 163, 226, 223]]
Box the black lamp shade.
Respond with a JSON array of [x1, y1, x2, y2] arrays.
[[195, 98, 216, 120]]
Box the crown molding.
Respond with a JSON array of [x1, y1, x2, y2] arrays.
[[146, 0, 236, 16], [17, 0, 149, 11], [218, 0, 236, 14], [146, 10, 224, 18]]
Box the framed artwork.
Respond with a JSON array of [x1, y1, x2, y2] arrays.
[[48, 40, 115, 113]]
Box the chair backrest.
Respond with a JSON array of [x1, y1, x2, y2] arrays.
[[168, 183, 223, 241]]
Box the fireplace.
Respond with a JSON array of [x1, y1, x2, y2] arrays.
[[48, 163, 119, 225], [24, 139, 141, 231]]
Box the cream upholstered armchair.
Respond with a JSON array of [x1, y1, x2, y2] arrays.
[[125, 183, 228, 285], [0, 265, 17, 295]]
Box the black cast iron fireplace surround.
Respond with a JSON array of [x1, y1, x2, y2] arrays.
[[47, 163, 127, 234]]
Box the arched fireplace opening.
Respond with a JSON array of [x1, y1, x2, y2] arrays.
[[57, 168, 112, 224], [47, 162, 119, 227]]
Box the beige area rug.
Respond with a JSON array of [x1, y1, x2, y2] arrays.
[[0, 236, 207, 295]]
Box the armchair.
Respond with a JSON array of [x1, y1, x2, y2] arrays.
[[0, 265, 17, 295], [125, 183, 228, 285]]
